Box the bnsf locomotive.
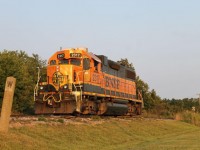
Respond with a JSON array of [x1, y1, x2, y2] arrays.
[[34, 48, 143, 115]]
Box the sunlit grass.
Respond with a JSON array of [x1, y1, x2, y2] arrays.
[[176, 111, 200, 127], [0, 118, 200, 150]]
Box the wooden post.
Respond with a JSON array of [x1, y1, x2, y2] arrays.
[[0, 77, 16, 133]]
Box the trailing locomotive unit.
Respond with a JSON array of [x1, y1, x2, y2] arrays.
[[34, 48, 143, 115]]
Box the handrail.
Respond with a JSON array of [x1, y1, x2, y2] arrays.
[[76, 71, 85, 102], [34, 67, 41, 101], [72, 83, 78, 103], [72, 70, 86, 112], [42, 92, 62, 103], [137, 90, 144, 108]]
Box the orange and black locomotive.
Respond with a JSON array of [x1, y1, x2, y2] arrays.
[[34, 47, 143, 115]]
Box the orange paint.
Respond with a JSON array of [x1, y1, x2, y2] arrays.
[[45, 48, 137, 100]]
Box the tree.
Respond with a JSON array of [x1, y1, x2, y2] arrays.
[[117, 58, 162, 111], [0, 50, 46, 113], [117, 58, 135, 70]]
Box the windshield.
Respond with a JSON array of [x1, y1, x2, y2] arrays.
[[71, 59, 81, 66], [59, 59, 69, 64], [59, 59, 81, 66]]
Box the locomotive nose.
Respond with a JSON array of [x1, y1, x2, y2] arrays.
[[52, 71, 64, 86]]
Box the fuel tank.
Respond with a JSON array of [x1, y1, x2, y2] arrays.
[[103, 103, 128, 116]]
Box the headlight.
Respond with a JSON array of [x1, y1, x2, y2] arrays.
[[64, 85, 68, 89], [40, 86, 44, 90]]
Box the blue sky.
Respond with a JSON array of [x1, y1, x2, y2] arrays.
[[1, 0, 200, 99]]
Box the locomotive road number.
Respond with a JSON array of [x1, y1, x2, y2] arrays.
[[70, 53, 82, 58], [57, 53, 65, 59]]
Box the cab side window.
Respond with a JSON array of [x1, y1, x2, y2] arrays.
[[59, 59, 69, 64], [83, 58, 90, 70]]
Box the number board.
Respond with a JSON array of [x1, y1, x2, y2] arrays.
[[57, 53, 65, 59], [70, 53, 82, 58]]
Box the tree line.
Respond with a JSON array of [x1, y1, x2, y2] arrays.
[[0, 50, 199, 116], [118, 58, 200, 117], [0, 50, 46, 114]]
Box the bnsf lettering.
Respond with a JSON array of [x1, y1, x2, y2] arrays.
[[105, 76, 120, 89]]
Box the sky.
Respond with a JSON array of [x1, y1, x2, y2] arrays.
[[0, 0, 200, 99]]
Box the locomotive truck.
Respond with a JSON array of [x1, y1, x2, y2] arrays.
[[34, 48, 143, 115]]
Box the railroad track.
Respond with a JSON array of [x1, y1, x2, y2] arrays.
[[10, 114, 144, 122], [8, 114, 165, 129], [11, 114, 142, 119]]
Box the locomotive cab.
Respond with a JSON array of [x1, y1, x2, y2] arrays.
[[34, 48, 89, 114]]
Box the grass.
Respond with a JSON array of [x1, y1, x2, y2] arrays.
[[0, 118, 200, 150], [57, 118, 64, 123], [176, 111, 200, 126], [38, 115, 47, 122]]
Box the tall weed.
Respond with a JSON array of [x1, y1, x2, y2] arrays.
[[175, 111, 200, 126]]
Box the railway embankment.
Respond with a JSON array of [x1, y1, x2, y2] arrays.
[[0, 116, 200, 150]]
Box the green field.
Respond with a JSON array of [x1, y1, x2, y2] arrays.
[[0, 118, 200, 150]]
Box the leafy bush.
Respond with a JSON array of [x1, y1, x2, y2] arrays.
[[0, 50, 46, 114]]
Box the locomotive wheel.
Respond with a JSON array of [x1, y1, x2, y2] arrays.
[[81, 100, 98, 115], [126, 103, 134, 116]]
